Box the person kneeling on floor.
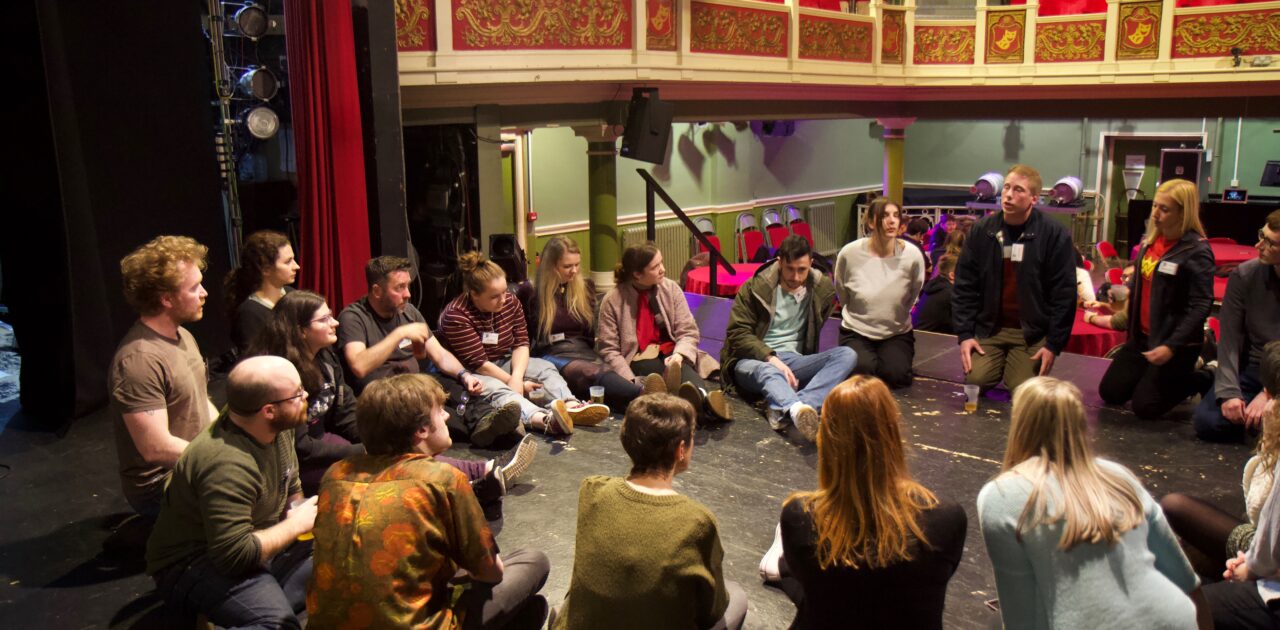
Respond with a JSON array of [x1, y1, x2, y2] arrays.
[[307, 373, 550, 629]]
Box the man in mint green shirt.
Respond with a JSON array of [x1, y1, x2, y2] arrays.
[[721, 235, 856, 441]]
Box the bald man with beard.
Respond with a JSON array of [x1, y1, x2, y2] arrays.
[[147, 356, 317, 629]]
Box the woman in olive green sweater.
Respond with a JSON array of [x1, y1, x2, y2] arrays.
[[553, 394, 747, 630]]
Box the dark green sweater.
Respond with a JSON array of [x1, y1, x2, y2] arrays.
[[554, 476, 729, 630], [146, 413, 300, 577]]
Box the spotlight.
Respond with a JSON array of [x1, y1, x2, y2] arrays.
[[231, 3, 269, 40], [1049, 176, 1084, 205], [237, 66, 278, 101], [241, 106, 279, 139], [971, 172, 1004, 201]]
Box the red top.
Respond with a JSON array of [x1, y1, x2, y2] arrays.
[[635, 287, 675, 356], [998, 258, 1021, 330], [1139, 235, 1175, 334]]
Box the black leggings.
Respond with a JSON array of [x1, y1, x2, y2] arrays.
[[839, 327, 915, 389], [559, 359, 642, 413], [631, 356, 709, 391], [1099, 343, 1202, 419], [1159, 492, 1246, 567]]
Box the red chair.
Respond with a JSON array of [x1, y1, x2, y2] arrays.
[[736, 212, 766, 263], [1106, 267, 1124, 285], [692, 217, 721, 255], [1207, 237, 1238, 244], [786, 205, 816, 249], [1083, 259, 1094, 272], [1096, 241, 1119, 260], [1207, 316, 1220, 343], [762, 208, 789, 251]]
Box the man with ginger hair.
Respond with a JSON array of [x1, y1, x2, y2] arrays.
[[109, 235, 218, 519]]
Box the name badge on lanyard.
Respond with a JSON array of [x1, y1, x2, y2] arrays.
[[549, 333, 565, 342], [482, 332, 500, 345], [1157, 261, 1179, 275], [1011, 244, 1025, 262]]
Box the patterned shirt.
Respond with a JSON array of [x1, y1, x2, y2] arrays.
[[439, 292, 530, 371], [307, 454, 498, 630]]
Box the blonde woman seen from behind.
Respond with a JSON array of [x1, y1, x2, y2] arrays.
[[978, 377, 1211, 629]]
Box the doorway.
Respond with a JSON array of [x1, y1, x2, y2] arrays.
[[1095, 132, 1206, 254]]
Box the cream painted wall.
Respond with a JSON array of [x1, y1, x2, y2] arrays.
[[529, 120, 884, 228]]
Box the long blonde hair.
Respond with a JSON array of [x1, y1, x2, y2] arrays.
[[1143, 179, 1205, 246], [789, 376, 938, 569], [1002, 377, 1143, 550], [535, 236, 594, 340]]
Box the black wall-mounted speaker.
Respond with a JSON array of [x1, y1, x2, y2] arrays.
[[620, 88, 674, 165], [1159, 148, 1202, 186]]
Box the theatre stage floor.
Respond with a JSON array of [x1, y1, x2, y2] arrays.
[[0, 331, 1254, 629]]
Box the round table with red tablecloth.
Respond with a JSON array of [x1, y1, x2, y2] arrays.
[[685, 263, 763, 297], [1066, 309, 1127, 357], [1210, 242, 1257, 267]]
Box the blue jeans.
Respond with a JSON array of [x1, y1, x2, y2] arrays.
[[1193, 361, 1264, 443], [732, 347, 857, 412], [155, 540, 313, 629]]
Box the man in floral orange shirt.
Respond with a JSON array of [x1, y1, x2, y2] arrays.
[[307, 374, 549, 629]]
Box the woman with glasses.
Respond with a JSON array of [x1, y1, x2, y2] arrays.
[[1098, 179, 1215, 419], [250, 291, 526, 502]]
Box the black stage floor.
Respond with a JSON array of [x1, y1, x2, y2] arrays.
[[0, 324, 1254, 628]]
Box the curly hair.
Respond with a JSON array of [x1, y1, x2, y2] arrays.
[[120, 235, 209, 315], [224, 230, 292, 321]]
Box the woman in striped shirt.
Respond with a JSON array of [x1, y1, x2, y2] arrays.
[[440, 251, 609, 436]]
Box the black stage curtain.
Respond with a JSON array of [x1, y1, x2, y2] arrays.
[[10, 1, 230, 428]]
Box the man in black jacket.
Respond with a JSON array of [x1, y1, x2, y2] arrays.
[[952, 164, 1077, 393]]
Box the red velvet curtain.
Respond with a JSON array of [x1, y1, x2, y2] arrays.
[[285, 0, 371, 309]]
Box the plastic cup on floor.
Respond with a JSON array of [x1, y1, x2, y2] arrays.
[[589, 386, 605, 404], [963, 384, 980, 414]]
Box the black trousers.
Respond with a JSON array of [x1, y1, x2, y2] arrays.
[[1098, 343, 1201, 419], [839, 327, 915, 389], [1204, 580, 1280, 629]]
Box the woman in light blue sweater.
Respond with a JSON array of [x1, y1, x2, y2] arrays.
[[978, 377, 1211, 629]]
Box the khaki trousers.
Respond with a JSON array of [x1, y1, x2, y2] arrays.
[[966, 327, 1045, 393]]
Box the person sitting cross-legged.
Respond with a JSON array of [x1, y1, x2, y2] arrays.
[[551, 393, 746, 630], [722, 235, 855, 441], [307, 373, 550, 629]]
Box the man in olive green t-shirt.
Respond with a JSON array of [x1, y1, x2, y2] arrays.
[[146, 356, 317, 628]]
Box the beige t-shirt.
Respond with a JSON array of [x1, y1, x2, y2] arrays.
[[109, 321, 211, 507]]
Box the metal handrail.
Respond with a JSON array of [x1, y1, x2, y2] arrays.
[[637, 169, 736, 296]]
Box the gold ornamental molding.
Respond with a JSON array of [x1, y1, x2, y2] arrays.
[[1173, 7, 1280, 58], [799, 14, 874, 62], [914, 24, 975, 65], [1035, 18, 1106, 62], [690, 1, 789, 57], [395, 0, 434, 50], [647, 0, 677, 51], [452, 0, 631, 50], [881, 9, 906, 64]]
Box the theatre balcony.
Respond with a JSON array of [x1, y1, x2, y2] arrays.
[[394, 0, 1280, 122]]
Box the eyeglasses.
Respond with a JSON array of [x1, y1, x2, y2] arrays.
[[310, 313, 337, 325], [1258, 230, 1280, 251], [265, 388, 306, 407]]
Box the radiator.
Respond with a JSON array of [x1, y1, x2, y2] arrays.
[[807, 202, 839, 255], [620, 220, 694, 275]]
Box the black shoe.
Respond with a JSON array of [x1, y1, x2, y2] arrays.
[[471, 401, 522, 448]]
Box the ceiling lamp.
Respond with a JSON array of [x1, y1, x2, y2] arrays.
[[1048, 176, 1084, 205], [971, 172, 1004, 201], [242, 106, 280, 139]]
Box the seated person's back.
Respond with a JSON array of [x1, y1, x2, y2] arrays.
[[555, 394, 743, 630]]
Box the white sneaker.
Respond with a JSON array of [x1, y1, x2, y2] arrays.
[[759, 523, 784, 583], [792, 403, 820, 442]]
